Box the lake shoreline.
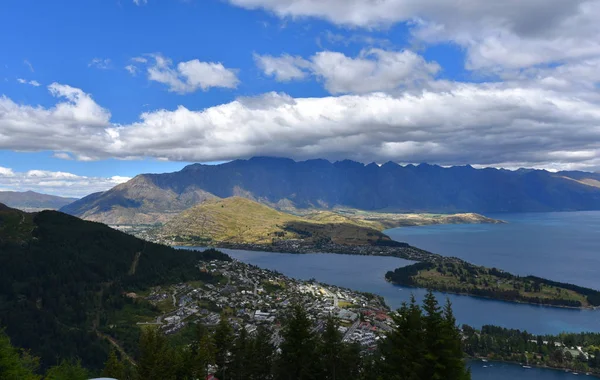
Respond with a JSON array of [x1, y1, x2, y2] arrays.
[[385, 278, 599, 311], [469, 357, 600, 378], [175, 241, 600, 311]]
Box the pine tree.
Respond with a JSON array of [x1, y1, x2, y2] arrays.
[[102, 348, 125, 379], [44, 359, 90, 380], [136, 327, 175, 380], [276, 305, 320, 380], [319, 316, 344, 380], [441, 299, 471, 380], [0, 330, 41, 380], [379, 302, 415, 380], [229, 326, 250, 380], [248, 326, 275, 380], [196, 331, 217, 379], [422, 290, 446, 380], [214, 314, 234, 379]]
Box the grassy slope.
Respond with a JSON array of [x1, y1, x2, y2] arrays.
[[316, 208, 504, 229], [386, 262, 599, 308], [159, 197, 392, 245]]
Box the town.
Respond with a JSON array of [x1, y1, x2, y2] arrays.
[[140, 258, 395, 351]]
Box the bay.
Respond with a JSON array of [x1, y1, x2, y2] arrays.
[[469, 361, 589, 379], [385, 211, 600, 290]]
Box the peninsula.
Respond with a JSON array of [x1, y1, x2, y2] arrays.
[[385, 261, 600, 309]]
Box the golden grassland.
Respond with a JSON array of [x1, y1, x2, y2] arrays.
[[159, 197, 391, 245]]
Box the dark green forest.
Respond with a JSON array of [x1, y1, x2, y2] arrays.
[[1, 294, 471, 380], [0, 205, 230, 370], [463, 325, 600, 374]]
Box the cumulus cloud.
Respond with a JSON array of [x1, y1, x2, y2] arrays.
[[1, 79, 600, 171], [88, 58, 112, 69], [17, 78, 41, 87], [141, 54, 240, 94], [227, 0, 600, 72], [255, 49, 440, 94], [0, 167, 131, 197], [254, 54, 311, 81]]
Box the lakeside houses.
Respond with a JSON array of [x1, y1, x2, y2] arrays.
[[143, 259, 393, 351]]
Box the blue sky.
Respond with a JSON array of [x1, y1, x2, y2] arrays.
[[1, 0, 599, 196]]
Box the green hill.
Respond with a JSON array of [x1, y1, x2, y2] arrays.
[[156, 197, 393, 245], [0, 203, 229, 370]]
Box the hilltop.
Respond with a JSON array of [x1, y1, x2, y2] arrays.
[[154, 197, 393, 246], [61, 157, 600, 225], [0, 203, 229, 370], [0, 190, 77, 211]]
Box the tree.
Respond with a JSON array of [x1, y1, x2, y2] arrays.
[[248, 326, 274, 380], [214, 315, 234, 379], [441, 299, 471, 380], [422, 290, 446, 380], [137, 327, 174, 380], [102, 349, 126, 379], [44, 359, 90, 380], [229, 327, 250, 380], [276, 305, 320, 380], [379, 297, 425, 380], [317, 316, 360, 380], [0, 329, 41, 380]]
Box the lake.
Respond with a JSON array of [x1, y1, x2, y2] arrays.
[[469, 361, 588, 379], [386, 211, 600, 290]]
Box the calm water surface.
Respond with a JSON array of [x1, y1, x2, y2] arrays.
[[386, 211, 600, 289], [468, 361, 588, 379]]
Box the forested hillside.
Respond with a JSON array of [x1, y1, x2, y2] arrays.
[[0, 203, 229, 370], [1, 293, 471, 380]]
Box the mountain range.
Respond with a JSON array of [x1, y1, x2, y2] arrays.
[[0, 190, 77, 211], [61, 157, 600, 225]]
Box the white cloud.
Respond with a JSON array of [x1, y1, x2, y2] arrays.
[[133, 0, 147, 5], [24, 60, 34, 72], [255, 49, 440, 94], [0, 167, 131, 198], [227, 0, 600, 72], [125, 65, 138, 75], [2, 79, 600, 171], [143, 54, 240, 94], [254, 54, 311, 81], [52, 152, 73, 160], [0, 167, 15, 177], [17, 78, 41, 87], [88, 58, 112, 69]]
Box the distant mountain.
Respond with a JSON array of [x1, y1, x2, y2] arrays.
[[61, 157, 600, 224], [0, 190, 77, 210], [155, 196, 392, 246], [0, 203, 229, 370]]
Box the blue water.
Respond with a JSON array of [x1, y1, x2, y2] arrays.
[[386, 211, 600, 290], [469, 361, 588, 379]]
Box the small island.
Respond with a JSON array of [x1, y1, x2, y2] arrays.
[[385, 261, 600, 309]]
